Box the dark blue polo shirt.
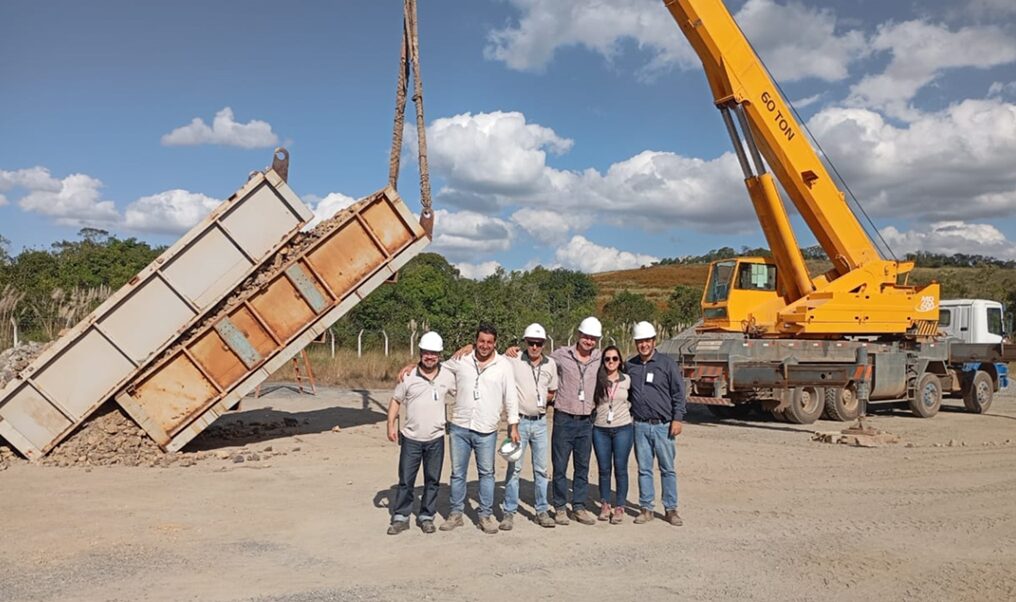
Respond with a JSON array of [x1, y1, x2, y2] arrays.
[[626, 351, 687, 422]]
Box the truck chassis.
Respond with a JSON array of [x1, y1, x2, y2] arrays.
[[660, 334, 1013, 424]]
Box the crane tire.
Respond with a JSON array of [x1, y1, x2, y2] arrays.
[[783, 386, 825, 424], [909, 373, 942, 418], [824, 385, 861, 422], [962, 370, 993, 414]]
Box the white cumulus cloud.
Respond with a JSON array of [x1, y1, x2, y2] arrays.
[[161, 107, 280, 149], [881, 222, 1016, 260], [455, 260, 503, 280], [485, 0, 868, 82], [847, 21, 1016, 119], [427, 111, 751, 232], [304, 192, 358, 229], [807, 98, 1016, 221], [122, 189, 220, 234], [3, 167, 119, 226], [554, 235, 659, 273], [511, 208, 591, 244], [430, 209, 515, 261]]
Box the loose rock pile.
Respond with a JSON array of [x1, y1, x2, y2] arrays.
[[40, 405, 182, 467], [0, 341, 50, 389]]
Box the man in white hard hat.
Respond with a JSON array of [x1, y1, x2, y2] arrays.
[[546, 316, 603, 525], [385, 331, 457, 535], [439, 323, 520, 535], [626, 320, 686, 527], [500, 322, 559, 530]]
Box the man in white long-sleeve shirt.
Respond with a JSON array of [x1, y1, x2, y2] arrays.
[[439, 323, 520, 535]]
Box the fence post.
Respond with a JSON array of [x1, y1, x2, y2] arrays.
[[357, 329, 365, 358], [10, 317, 18, 348], [329, 330, 336, 358], [547, 335, 554, 353], [382, 329, 390, 357]]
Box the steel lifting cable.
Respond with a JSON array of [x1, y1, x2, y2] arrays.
[[388, 0, 434, 237]]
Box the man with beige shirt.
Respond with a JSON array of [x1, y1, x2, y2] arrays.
[[500, 323, 559, 530], [385, 331, 456, 535], [439, 323, 520, 535]]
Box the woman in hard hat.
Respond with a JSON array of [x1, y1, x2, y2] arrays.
[[591, 345, 633, 524]]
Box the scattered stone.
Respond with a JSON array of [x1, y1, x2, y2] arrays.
[[283, 417, 299, 427], [948, 439, 959, 447], [331, 426, 342, 433], [232, 454, 245, 464], [291, 446, 302, 452], [262, 445, 273, 453], [812, 425, 902, 448], [0, 341, 51, 389]]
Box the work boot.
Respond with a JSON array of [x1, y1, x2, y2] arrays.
[[439, 512, 464, 531], [419, 520, 436, 534], [479, 515, 499, 534], [536, 511, 556, 528], [665, 509, 684, 527], [571, 508, 597, 525], [387, 520, 409, 535], [634, 508, 654, 524], [598, 501, 612, 521], [499, 512, 514, 531], [554, 506, 570, 525], [610, 507, 625, 525]]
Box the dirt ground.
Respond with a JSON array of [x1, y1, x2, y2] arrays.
[[2, 386, 1016, 602]]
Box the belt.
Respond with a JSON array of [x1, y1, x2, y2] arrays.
[[634, 417, 668, 425], [555, 410, 592, 420], [520, 414, 546, 420]]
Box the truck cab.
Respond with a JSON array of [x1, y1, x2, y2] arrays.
[[939, 299, 1005, 344]]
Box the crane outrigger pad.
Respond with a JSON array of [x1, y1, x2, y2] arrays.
[[0, 162, 314, 459], [115, 186, 428, 453]]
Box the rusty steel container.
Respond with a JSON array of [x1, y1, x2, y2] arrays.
[[0, 156, 314, 459], [116, 186, 428, 452]]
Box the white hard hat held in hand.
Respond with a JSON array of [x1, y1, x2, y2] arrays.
[[578, 316, 603, 338], [499, 437, 524, 463], [523, 323, 547, 340], [418, 331, 444, 352], [632, 321, 657, 341]]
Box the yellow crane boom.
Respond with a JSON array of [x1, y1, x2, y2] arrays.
[[663, 0, 939, 338]]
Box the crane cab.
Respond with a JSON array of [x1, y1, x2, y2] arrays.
[[700, 257, 784, 333]]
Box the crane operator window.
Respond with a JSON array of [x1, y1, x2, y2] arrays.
[[736, 263, 777, 291], [705, 261, 736, 303]]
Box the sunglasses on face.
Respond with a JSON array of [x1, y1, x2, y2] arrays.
[[525, 340, 545, 347], [604, 356, 621, 362]]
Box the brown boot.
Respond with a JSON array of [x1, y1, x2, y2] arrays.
[[571, 508, 597, 525], [633, 508, 654, 524], [598, 501, 612, 521], [610, 507, 625, 524], [665, 509, 684, 526]]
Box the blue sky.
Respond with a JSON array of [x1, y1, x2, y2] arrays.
[[2, 0, 1016, 278]]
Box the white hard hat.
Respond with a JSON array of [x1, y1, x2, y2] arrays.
[[418, 331, 443, 352], [578, 316, 603, 338], [632, 321, 657, 340], [523, 323, 547, 340], [498, 438, 524, 463]]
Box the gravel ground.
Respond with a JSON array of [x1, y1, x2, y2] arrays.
[[1, 387, 1016, 601]]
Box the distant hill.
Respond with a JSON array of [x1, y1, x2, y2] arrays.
[[592, 261, 1016, 310]]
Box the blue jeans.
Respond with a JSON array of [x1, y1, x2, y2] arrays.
[[592, 423, 634, 506], [449, 424, 497, 517], [551, 411, 593, 511], [633, 421, 678, 511], [392, 435, 444, 523], [502, 416, 549, 514]]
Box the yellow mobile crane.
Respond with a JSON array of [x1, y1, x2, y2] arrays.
[[663, 0, 939, 338], [658, 0, 1013, 423]]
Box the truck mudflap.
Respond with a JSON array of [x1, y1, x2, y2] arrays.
[[115, 186, 428, 453], [0, 158, 313, 459]]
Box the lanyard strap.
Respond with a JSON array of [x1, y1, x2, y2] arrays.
[[573, 354, 591, 393]]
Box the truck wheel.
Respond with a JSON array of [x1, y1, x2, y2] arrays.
[[909, 373, 942, 418], [962, 370, 993, 414], [824, 385, 860, 421], [783, 386, 825, 424]]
